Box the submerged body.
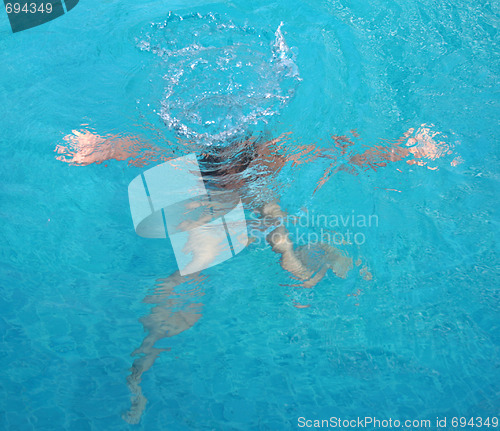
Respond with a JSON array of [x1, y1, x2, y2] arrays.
[[56, 125, 444, 423]]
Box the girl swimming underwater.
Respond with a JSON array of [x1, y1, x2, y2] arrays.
[[56, 125, 448, 423]]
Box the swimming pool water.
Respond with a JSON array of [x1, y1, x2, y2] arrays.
[[0, 0, 498, 430]]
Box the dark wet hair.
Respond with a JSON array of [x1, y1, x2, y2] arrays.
[[199, 140, 256, 178]]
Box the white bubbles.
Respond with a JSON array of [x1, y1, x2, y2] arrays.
[[136, 12, 301, 147]]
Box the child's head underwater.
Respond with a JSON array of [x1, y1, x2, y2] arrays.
[[199, 138, 257, 179]]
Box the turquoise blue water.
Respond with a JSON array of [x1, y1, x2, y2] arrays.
[[0, 0, 499, 430]]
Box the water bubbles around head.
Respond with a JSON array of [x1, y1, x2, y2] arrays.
[[136, 12, 301, 147]]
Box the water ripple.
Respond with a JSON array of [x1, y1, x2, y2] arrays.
[[136, 12, 301, 148]]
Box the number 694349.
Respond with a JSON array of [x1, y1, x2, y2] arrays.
[[5, 3, 53, 14]]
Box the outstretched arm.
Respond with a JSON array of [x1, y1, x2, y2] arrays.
[[313, 126, 452, 193], [343, 126, 450, 169], [55, 129, 172, 167]]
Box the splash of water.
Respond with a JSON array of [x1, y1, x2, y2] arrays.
[[136, 12, 301, 147]]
